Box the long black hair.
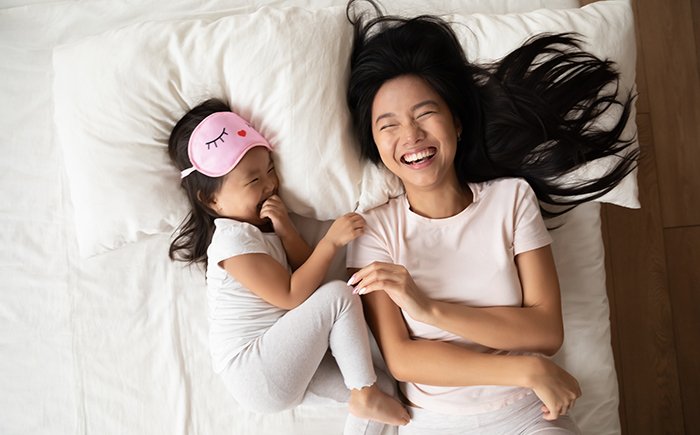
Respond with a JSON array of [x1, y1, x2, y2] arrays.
[[346, 0, 638, 215], [168, 98, 230, 265]]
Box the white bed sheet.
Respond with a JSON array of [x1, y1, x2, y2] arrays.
[[0, 1, 625, 434]]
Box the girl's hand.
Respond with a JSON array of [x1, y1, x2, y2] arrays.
[[348, 262, 432, 322], [323, 213, 366, 249], [259, 195, 295, 238], [526, 356, 581, 421]]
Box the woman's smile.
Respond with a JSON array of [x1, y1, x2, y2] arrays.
[[400, 146, 437, 167]]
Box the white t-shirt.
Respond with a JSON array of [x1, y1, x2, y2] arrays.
[[346, 177, 552, 415], [206, 218, 289, 373]]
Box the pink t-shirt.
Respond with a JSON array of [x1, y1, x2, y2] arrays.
[[346, 177, 552, 415]]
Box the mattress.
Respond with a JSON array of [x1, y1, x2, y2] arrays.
[[0, 1, 632, 434]]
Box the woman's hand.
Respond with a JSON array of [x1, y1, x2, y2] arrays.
[[348, 262, 432, 322], [525, 356, 581, 420], [322, 213, 366, 249], [259, 195, 295, 238]]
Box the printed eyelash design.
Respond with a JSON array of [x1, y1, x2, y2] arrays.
[[205, 128, 228, 149]]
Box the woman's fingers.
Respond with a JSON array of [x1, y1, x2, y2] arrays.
[[541, 393, 578, 421], [348, 262, 403, 286], [348, 263, 404, 290], [351, 270, 403, 295]]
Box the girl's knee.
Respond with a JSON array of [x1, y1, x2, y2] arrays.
[[315, 280, 357, 305]]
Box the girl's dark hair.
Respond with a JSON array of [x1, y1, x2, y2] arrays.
[[346, 0, 638, 215], [168, 98, 230, 265]]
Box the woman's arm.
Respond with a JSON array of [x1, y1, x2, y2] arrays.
[[350, 246, 564, 355], [423, 246, 563, 355], [354, 270, 580, 421], [359, 287, 535, 386]]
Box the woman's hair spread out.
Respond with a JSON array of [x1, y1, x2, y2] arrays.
[[168, 98, 231, 265], [346, 0, 638, 215]]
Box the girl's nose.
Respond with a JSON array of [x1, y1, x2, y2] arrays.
[[263, 175, 277, 196]]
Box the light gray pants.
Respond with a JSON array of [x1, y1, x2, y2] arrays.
[[399, 393, 580, 435], [220, 280, 392, 435]]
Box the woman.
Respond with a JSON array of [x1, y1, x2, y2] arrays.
[[344, 1, 636, 434]]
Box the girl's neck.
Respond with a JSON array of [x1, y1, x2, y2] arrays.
[[405, 183, 472, 219]]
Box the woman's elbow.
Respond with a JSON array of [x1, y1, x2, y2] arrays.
[[385, 357, 413, 383], [539, 327, 564, 356], [379, 344, 415, 382]]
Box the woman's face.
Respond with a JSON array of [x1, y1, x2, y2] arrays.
[[371, 74, 461, 195]]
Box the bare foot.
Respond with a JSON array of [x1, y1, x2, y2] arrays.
[[348, 383, 410, 426]]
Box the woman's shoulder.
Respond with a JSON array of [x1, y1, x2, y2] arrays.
[[360, 194, 407, 219], [477, 176, 529, 189], [474, 177, 533, 198], [470, 178, 537, 214]]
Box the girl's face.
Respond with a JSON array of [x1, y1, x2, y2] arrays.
[[209, 147, 278, 226], [371, 74, 461, 196]]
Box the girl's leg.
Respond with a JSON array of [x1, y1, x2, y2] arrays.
[[313, 281, 408, 426], [306, 351, 395, 435], [221, 280, 372, 411], [220, 280, 406, 429]]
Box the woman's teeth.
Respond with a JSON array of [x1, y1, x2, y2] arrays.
[[402, 149, 435, 164]]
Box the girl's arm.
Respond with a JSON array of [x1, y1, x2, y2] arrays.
[[350, 245, 563, 355], [223, 213, 365, 310], [355, 275, 580, 421], [259, 195, 311, 270]]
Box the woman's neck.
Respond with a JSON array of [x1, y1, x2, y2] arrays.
[[405, 183, 473, 219]]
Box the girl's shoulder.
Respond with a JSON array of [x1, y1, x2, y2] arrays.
[[208, 218, 277, 264], [213, 218, 265, 241]]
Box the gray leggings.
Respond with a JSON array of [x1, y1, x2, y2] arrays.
[[219, 280, 392, 435]]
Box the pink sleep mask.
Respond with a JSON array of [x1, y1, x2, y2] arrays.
[[180, 111, 272, 179]]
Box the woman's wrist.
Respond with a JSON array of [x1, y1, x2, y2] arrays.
[[413, 297, 438, 324], [520, 355, 548, 389]]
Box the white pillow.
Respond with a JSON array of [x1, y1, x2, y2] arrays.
[[53, 0, 637, 257]]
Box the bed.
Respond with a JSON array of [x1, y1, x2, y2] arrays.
[[0, 0, 637, 434]]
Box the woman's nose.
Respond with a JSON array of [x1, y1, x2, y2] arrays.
[[402, 121, 424, 144]]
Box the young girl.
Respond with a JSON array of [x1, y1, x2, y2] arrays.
[[167, 98, 410, 433]]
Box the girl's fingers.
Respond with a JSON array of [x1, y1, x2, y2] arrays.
[[341, 213, 365, 231], [349, 214, 365, 226]]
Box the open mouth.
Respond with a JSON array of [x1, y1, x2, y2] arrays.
[[401, 147, 436, 166]]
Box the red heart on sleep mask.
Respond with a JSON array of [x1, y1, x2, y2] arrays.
[[237, 130, 247, 137]]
